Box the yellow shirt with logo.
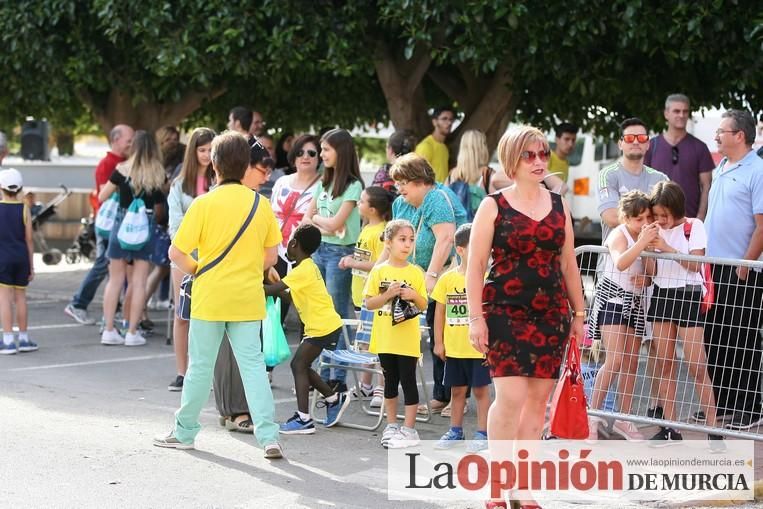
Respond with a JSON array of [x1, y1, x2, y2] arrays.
[[431, 269, 484, 359], [282, 258, 343, 338], [415, 135, 449, 183], [363, 262, 426, 357], [173, 184, 281, 321], [350, 221, 386, 308], [548, 151, 570, 184]]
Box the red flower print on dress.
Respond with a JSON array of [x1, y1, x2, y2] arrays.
[[536, 225, 554, 241], [503, 278, 523, 296], [531, 293, 551, 310], [534, 354, 556, 378]]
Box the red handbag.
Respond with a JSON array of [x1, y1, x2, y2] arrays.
[[683, 221, 714, 313], [549, 338, 589, 439]]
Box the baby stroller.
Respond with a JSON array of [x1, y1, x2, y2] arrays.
[[30, 185, 72, 265], [65, 217, 97, 264]]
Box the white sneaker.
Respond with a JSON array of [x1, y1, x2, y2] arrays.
[[101, 328, 125, 346], [124, 331, 147, 347], [65, 304, 96, 325], [386, 426, 420, 449], [155, 299, 171, 310], [586, 416, 600, 442], [370, 386, 384, 408], [611, 419, 645, 441], [380, 423, 399, 448]]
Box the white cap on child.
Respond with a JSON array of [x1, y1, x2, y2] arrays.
[[0, 168, 23, 192]]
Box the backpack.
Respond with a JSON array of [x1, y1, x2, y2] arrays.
[[117, 194, 151, 251], [448, 179, 485, 221], [94, 193, 120, 238], [683, 220, 714, 313]]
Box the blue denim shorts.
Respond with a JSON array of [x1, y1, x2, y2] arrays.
[[107, 210, 155, 262]]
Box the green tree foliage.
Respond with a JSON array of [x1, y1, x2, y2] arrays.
[[0, 0, 760, 152]]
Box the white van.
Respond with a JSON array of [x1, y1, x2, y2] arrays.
[[561, 134, 619, 244]]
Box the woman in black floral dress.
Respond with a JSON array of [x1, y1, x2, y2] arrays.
[[466, 126, 585, 509]]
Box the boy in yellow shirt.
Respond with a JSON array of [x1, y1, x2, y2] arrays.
[[154, 131, 283, 459], [431, 223, 490, 452], [266, 224, 350, 434]]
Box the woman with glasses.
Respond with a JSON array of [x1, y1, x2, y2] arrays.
[[269, 135, 323, 323], [466, 126, 585, 509], [388, 153, 468, 415]]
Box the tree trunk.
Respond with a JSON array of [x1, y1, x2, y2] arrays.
[[428, 62, 516, 156], [79, 87, 226, 134], [373, 40, 433, 141]]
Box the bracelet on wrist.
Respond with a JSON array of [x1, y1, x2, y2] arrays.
[[467, 316, 484, 324], [572, 310, 586, 318]]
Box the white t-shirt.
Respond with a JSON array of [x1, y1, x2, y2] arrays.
[[269, 174, 320, 261], [653, 219, 706, 288], [602, 223, 643, 295]]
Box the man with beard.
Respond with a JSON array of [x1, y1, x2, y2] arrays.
[[598, 118, 668, 242]]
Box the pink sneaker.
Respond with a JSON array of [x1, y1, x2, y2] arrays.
[[586, 416, 600, 442], [611, 419, 645, 441]]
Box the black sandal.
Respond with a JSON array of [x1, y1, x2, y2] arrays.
[[226, 414, 254, 433]]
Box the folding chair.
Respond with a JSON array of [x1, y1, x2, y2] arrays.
[[310, 315, 432, 430]]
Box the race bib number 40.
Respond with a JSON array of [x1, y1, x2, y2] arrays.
[[446, 294, 468, 326]]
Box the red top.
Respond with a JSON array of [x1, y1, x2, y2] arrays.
[[90, 151, 126, 214]]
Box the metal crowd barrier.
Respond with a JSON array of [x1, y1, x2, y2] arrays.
[[575, 245, 763, 441]]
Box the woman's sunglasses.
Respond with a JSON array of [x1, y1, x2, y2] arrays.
[[519, 150, 551, 162], [297, 149, 318, 158]]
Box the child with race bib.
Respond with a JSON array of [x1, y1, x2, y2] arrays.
[[339, 186, 392, 404], [432, 223, 491, 452], [364, 219, 428, 449], [266, 224, 351, 434]]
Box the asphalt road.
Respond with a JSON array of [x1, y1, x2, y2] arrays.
[[1, 261, 761, 509]]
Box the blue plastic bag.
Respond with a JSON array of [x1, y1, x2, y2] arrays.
[[263, 297, 290, 367]]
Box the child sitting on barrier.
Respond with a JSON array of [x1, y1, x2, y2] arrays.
[[645, 181, 723, 450], [432, 223, 491, 452], [588, 190, 654, 441], [265, 224, 350, 433]]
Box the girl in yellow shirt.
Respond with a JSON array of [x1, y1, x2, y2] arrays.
[[364, 220, 427, 448]]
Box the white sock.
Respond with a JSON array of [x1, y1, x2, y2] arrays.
[[298, 411, 310, 421], [325, 393, 338, 404], [3, 333, 13, 345], [18, 332, 28, 342]]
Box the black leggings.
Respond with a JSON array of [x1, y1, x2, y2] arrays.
[[291, 342, 334, 413], [378, 353, 419, 406]]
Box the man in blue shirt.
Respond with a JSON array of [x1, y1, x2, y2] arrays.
[[704, 109, 763, 431]]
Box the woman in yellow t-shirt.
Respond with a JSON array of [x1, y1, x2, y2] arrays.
[[364, 220, 427, 449], [266, 224, 350, 434]]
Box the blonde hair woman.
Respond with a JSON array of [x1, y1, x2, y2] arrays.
[[448, 130, 490, 220], [466, 126, 585, 508], [98, 130, 167, 347]]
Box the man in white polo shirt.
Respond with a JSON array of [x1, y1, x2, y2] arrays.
[[704, 109, 763, 431]]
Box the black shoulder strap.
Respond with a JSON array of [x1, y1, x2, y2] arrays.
[[195, 193, 260, 279]]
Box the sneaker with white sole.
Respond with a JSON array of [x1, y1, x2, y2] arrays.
[[0, 342, 17, 355], [64, 304, 96, 325], [380, 423, 400, 448], [586, 416, 600, 442], [351, 384, 374, 400], [263, 442, 284, 459], [18, 339, 39, 352], [279, 412, 316, 435], [101, 328, 125, 346], [323, 393, 350, 427], [466, 431, 488, 453], [168, 375, 184, 392], [370, 386, 384, 408], [611, 419, 645, 441], [124, 331, 147, 346], [153, 432, 194, 450], [434, 427, 465, 449], [648, 426, 683, 447], [387, 426, 420, 449]]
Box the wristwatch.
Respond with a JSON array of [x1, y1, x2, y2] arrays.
[[573, 310, 586, 318], [426, 271, 439, 278]]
